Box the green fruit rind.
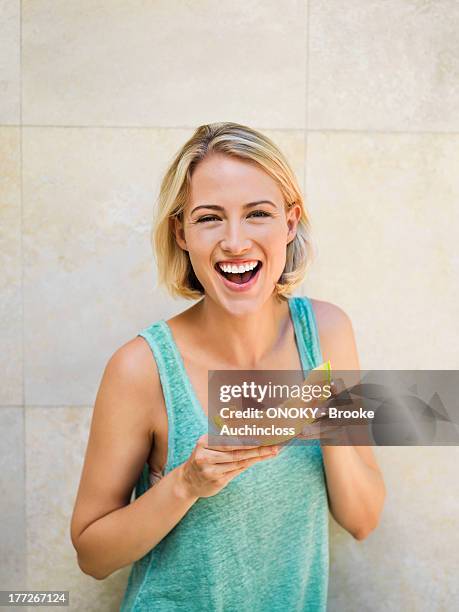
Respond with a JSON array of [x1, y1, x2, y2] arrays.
[[211, 360, 333, 445]]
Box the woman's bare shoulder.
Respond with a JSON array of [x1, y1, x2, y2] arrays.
[[309, 297, 353, 329], [103, 335, 163, 436], [110, 334, 158, 370], [309, 298, 360, 369]]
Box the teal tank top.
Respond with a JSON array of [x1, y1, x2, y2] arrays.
[[120, 295, 329, 611]]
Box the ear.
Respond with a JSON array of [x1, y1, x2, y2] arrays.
[[172, 215, 188, 251], [286, 202, 301, 244]]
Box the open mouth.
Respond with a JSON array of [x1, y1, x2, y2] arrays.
[[214, 261, 262, 286]]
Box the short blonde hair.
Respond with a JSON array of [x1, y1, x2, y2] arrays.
[[153, 122, 314, 301]]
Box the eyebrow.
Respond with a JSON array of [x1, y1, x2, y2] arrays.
[[190, 200, 277, 215]]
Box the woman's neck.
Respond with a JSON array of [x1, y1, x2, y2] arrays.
[[189, 295, 291, 368]]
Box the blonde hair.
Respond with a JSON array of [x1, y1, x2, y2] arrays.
[[153, 122, 314, 301]]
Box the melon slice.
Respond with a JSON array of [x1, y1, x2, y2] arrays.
[[211, 360, 332, 446]]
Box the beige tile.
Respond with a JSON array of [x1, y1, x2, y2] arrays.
[[328, 446, 459, 610], [309, 1, 459, 131], [305, 132, 459, 369], [26, 406, 130, 611], [22, 0, 307, 128], [0, 407, 26, 590], [0, 127, 22, 404], [264, 130, 306, 195], [0, 0, 20, 123], [22, 127, 194, 405]]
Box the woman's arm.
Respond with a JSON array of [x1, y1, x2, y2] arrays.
[[70, 338, 199, 580], [311, 299, 386, 541]]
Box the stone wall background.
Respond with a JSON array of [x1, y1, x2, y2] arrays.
[[1, 1, 458, 610]]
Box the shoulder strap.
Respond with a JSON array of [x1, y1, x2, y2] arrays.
[[137, 321, 205, 475], [290, 296, 324, 370], [137, 322, 179, 476]]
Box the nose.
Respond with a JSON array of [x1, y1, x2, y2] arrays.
[[219, 218, 252, 255]]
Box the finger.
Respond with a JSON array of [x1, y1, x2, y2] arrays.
[[205, 441, 267, 451], [197, 433, 262, 451], [218, 453, 275, 476], [203, 445, 279, 464], [209, 451, 278, 477]]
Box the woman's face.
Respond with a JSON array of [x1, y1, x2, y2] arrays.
[[174, 153, 301, 316]]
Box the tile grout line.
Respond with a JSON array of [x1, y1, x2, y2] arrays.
[[1, 124, 459, 136], [19, 0, 27, 596]]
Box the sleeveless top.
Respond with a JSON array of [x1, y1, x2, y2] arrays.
[[120, 295, 329, 612]]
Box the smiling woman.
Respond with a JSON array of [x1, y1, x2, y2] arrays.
[[154, 122, 312, 307], [70, 122, 385, 612]]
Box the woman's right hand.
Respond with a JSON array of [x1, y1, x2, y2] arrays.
[[178, 433, 280, 498]]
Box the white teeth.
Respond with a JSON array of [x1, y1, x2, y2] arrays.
[[218, 261, 259, 274]]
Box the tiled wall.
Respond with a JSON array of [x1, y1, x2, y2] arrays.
[[1, 1, 458, 610]]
